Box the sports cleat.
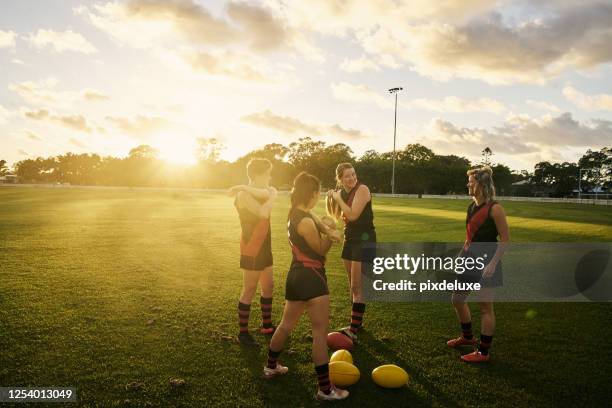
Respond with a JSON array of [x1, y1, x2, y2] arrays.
[[338, 327, 358, 342], [461, 350, 490, 363], [260, 325, 276, 335], [238, 332, 260, 347], [446, 335, 477, 348], [316, 385, 349, 401], [263, 362, 289, 379]]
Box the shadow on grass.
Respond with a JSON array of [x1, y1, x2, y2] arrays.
[[353, 329, 459, 408]]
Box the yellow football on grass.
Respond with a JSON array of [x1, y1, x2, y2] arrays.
[[371, 364, 409, 388], [329, 361, 360, 386], [330, 349, 353, 364]]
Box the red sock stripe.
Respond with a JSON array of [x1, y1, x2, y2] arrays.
[[480, 342, 491, 348], [239, 310, 250, 316]]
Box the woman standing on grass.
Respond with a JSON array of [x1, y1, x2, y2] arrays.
[[326, 163, 376, 342], [446, 166, 509, 362], [262, 171, 349, 401], [227, 158, 278, 347]]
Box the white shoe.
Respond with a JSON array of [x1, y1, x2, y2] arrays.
[[263, 362, 289, 379], [316, 385, 349, 401]]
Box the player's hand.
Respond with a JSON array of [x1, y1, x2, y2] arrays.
[[331, 190, 342, 202], [482, 262, 496, 279], [227, 185, 243, 196], [327, 230, 341, 243]]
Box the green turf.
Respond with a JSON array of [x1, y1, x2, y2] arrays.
[[0, 187, 611, 407]]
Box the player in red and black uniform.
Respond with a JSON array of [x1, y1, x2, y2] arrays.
[[227, 158, 277, 347], [447, 166, 510, 362], [263, 172, 349, 401], [326, 163, 376, 342]]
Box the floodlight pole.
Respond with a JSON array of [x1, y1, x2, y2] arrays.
[[389, 87, 402, 195]]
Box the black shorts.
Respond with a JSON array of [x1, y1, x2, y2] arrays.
[[455, 260, 503, 288], [285, 266, 329, 301], [240, 247, 273, 271], [341, 232, 376, 262]]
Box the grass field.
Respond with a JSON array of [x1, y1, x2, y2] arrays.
[[1, 187, 611, 407]]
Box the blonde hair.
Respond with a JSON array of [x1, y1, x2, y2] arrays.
[[326, 163, 354, 220], [467, 166, 496, 201]]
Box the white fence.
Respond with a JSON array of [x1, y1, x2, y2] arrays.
[[373, 193, 612, 206], [2, 183, 611, 206]]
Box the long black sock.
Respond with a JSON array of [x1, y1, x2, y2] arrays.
[[267, 348, 281, 369], [350, 302, 366, 334], [238, 301, 250, 334], [479, 334, 493, 355], [315, 363, 331, 394], [260, 296, 273, 329], [461, 321, 473, 340]]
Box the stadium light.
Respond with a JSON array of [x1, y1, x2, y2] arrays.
[[388, 87, 403, 195]]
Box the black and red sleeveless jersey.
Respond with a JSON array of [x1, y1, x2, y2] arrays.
[[340, 182, 375, 241], [287, 208, 325, 269], [465, 200, 499, 245], [235, 194, 271, 257]]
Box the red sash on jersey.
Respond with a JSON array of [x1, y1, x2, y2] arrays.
[[342, 183, 362, 224], [463, 202, 495, 251], [289, 242, 323, 268], [240, 219, 269, 257]]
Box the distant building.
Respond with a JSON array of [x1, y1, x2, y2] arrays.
[[0, 174, 18, 184]]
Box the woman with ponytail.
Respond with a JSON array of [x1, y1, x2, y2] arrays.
[[446, 166, 510, 363], [326, 163, 376, 342], [263, 172, 348, 401]]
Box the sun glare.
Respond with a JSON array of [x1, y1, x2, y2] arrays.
[[153, 135, 197, 165]]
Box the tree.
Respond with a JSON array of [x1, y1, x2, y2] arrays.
[[491, 164, 513, 195], [0, 159, 8, 176], [129, 145, 159, 160], [481, 147, 493, 166], [196, 138, 225, 162], [578, 147, 611, 191]]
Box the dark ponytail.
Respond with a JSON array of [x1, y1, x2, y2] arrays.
[[291, 172, 321, 208]]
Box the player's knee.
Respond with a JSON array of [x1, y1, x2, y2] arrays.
[[479, 302, 494, 314]]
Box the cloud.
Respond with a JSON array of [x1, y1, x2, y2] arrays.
[[331, 82, 506, 113], [23, 108, 50, 120], [69, 138, 88, 148], [22, 130, 42, 141], [18, 149, 29, 156], [9, 79, 62, 105], [22, 108, 93, 132], [10, 58, 26, 65], [526, 100, 561, 112], [0, 105, 10, 123], [27, 29, 97, 54], [106, 115, 170, 137], [181, 50, 267, 81], [331, 82, 391, 108], [242, 110, 367, 140], [9, 79, 110, 107], [83, 89, 109, 101], [406, 96, 506, 114], [420, 112, 612, 159], [243, 110, 319, 135], [563, 86, 612, 112], [0, 30, 17, 49], [75, 0, 323, 80], [339, 55, 380, 73], [277, 1, 612, 84]]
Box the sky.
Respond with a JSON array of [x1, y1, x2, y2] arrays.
[[1, 0, 611, 171]]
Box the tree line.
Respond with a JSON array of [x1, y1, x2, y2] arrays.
[[4, 138, 610, 197]]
